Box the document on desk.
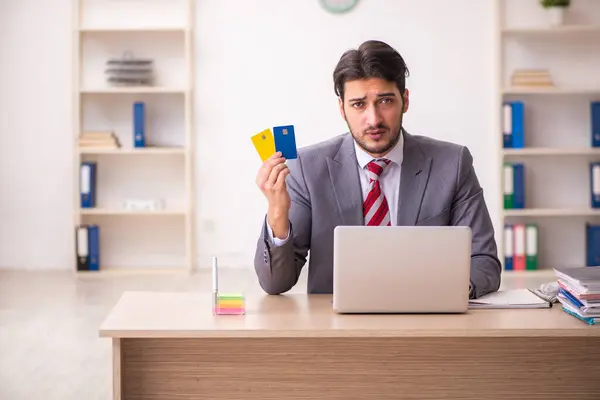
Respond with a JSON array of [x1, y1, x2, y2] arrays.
[[468, 289, 552, 309]]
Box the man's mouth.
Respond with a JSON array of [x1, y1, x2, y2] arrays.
[[365, 129, 386, 139]]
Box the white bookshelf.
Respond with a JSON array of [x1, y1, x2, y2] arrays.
[[72, 0, 195, 272], [497, 0, 600, 272]]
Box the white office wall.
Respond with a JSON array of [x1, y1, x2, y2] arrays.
[[193, 0, 500, 268], [0, 0, 74, 269], [0, 0, 500, 270]]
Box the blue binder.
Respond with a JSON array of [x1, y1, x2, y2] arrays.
[[591, 162, 600, 208], [88, 225, 100, 271], [592, 102, 600, 147], [503, 102, 513, 148], [133, 102, 145, 148], [504, 224, 514, 271], [513, 163, 525, 209], [586, 224, 600, 266], [511, 101, 524, 148], [80, 162, 96, 208]]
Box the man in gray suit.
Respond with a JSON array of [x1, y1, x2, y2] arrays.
[[254, 40, 501, 299]]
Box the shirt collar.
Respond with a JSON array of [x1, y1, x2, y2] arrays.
[[354, 129, 404, 169]]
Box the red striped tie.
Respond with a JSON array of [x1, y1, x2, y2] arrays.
[[363, 159, 391, 226]]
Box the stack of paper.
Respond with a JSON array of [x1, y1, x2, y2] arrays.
[[468, 288, 551, 309], [105, 51, 154, 86], [79, 131, 120, 149], [554, 266, 600, 325]]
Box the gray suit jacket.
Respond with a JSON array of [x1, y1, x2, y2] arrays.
[[254, 130, 501, 299]]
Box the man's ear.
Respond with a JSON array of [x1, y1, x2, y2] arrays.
[[402, 89, 410, 113], [338, 96, 345, 119]]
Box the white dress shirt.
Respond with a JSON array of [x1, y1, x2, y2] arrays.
[[268, 133, 404, 245]]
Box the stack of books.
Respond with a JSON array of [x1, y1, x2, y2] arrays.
[[510, 69, 554, 88], [79, 131, 120, 149], [554, 266, 600, 325]]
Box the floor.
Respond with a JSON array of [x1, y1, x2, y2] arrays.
[[0, 268, 555, 400]]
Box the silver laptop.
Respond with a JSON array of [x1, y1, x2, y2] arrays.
[[332, 225, 471, 314]]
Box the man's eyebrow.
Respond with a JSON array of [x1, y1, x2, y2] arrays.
[[348, 96, 366, 102], [348, 93, 396, 102]]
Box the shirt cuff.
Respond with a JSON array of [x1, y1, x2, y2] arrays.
[[266, 220, 290, 246]]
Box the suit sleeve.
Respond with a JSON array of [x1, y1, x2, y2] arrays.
[[253, 154, 312, 294], [451, 146, 502, 299]]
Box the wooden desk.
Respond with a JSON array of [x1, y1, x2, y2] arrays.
[[100, 291, 600, 400]]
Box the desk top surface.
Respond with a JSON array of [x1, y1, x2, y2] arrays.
[[99, 291, 599, 338]]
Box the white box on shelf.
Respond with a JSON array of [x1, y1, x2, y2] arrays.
[[123, 199, 165, 211]]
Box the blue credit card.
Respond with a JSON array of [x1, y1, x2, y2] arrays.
[[273, 125, 298, 159]]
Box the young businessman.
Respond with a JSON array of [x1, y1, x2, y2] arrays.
[[254, 40, 501, 299]]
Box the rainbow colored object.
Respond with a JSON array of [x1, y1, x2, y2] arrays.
[[213, 293, 245, 315]]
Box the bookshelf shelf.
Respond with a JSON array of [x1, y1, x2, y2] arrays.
[[79, 27, 189, 33], [502, 87, 600, 95], [497, 0, 600, 274], [503, 148, 600, 156], [78, 147, 186, 155], [504, 209, 600, 217], [79, 208, 187, 216], [502, 25, 600, 35], [73, 0, 195, 273], [80, 87, 188, 94]]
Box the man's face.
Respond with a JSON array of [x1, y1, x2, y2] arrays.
[[339, 77, 409, 158]]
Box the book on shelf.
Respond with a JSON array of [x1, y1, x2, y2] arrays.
[[510, 69, 554, 88], [503, 162, 524, 209], [79, 131, 120, 149], [553, 266, 600, 325], [76, 224, 100, 271], [503, 101, 524, 148], [504, 223, 538, 271]]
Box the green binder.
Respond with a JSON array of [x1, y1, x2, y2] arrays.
[[526, 223, 538, 270], [504, 163, 514, 209]]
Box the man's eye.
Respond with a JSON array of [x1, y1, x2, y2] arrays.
[[380, 98, 392, 104], [351, 102, 363, 108]]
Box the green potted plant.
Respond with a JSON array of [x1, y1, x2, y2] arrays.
[[540, 0, 570, 26]]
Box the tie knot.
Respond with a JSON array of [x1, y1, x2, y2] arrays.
[[366, 158, 390, 181]]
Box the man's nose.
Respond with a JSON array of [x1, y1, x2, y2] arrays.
[[365, 105, 383, 127]]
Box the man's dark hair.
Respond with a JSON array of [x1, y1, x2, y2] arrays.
[[333, 40, 410, 101]]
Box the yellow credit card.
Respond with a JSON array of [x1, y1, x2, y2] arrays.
[[251, 128, 276, 161]]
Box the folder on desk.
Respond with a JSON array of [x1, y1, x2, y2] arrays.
[[468, 289, 552, 309]]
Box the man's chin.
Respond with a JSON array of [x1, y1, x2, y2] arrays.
[[362, 138, 392, 153]]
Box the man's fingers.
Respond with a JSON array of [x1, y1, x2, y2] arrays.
[[257, 156, 284, 183], [266, 163, 288, 188], [274, 167, 290, 188], [267, 151, 282, 161]]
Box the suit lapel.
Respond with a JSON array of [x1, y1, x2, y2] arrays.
[[397, 131, 432, 226], [326, 134, 364, 226]]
